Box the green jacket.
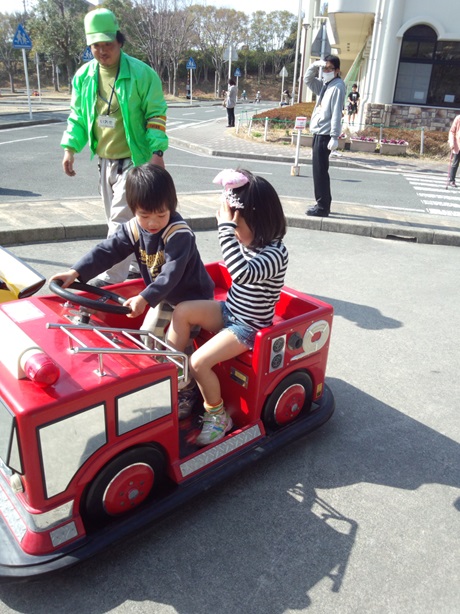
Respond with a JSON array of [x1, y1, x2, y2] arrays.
[[61, 51, 168, 165]]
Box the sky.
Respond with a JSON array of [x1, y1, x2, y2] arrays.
[[4, 0, 301, 17]]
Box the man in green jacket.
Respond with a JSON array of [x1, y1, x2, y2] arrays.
[[61, 8, 168, 286]]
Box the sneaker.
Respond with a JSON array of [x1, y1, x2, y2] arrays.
[[88, 277, 110, 288], [195, 410, 233, 446], [178, 385, 199, 420], [449, 181, 457, 187]]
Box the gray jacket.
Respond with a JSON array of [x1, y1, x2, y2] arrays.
[[225, 85, 237, 109], [304, 64, 346, 138]]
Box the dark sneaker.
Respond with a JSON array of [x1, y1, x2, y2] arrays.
[[88, 277, 110, 288], [178, 385, 199, 420], [449, 181, 457, 187]]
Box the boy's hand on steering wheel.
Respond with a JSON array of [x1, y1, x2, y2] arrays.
[[49, 269, 79, 288], [123, 294, 148, 318]]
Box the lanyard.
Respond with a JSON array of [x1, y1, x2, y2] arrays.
[[98, 64, 120, 115]]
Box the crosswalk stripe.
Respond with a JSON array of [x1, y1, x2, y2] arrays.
[[403, 171, 460, 218]]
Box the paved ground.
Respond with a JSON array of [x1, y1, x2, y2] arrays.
[[1, 93, 459, 247]]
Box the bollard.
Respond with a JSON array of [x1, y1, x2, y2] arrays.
[[264, 117, 269, 142], [291, 128, 302, 176]]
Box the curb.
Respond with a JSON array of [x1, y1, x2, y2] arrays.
[[2, 214, 459, 248]]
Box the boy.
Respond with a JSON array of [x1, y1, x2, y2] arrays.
[[50, 164, 214, 416]]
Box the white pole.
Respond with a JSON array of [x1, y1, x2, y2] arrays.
[[228, 43, 232, 80], [35, 53, 42, 102], [291, 0, 302, 103], [22, 48, 32, 119], [189, 68, 193, 105], [280, 74, 285, 104]]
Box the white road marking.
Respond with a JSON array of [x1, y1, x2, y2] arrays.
[[0, 135, 48, 146]]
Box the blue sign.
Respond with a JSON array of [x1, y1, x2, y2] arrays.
[[82, 46, 94, 62], [234, 67, 241, 77], [186, 57, 196, 70], [12, 24, 32, 50]]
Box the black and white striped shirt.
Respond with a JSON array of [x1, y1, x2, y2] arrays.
[[218, 222, 289, 329]]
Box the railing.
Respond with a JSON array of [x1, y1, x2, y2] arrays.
[[47, 323, 188, 380]]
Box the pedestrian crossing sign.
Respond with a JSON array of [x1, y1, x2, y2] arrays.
[[12, 24, 32, 50], [82, 47, 94, 62]]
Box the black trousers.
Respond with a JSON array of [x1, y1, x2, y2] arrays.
[[227, 107, 235, 127], [450, 152, 460, 181], [312, 134, 332, 212]]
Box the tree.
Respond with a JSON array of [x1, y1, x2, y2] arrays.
[[189, 5, 247, 96], [0, 12, 23, 92], [28, 0, 87, 91]]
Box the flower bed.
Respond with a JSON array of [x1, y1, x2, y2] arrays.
[[379, 139, 408, 155], [350, 137, 378, 153]]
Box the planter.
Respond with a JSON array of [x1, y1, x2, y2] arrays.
[[291, 133, 313, 147], [379, 142, 408, 155], [350, 139, 377, 153], [290, 134, 347, 149]]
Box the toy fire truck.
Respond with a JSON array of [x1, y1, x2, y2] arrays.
[[0, 255, 334, 581]]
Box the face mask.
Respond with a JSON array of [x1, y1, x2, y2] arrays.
[[322, 71, 336, 83]]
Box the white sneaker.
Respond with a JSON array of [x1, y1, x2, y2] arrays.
[[195, 410, 233, 446]]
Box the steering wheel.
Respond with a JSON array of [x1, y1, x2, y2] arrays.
[[49, 279, 131, 315]]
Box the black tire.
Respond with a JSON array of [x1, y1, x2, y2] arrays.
[[262, 372, 313, 431], [82, 446, 165, 528]]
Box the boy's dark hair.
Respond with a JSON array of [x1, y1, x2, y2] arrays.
[[325, 54, 340, 70], [228, 79, 236, 86], [233, 170, 286, 249], [352, 83, 358, 88], [126, 164, 177, 214]]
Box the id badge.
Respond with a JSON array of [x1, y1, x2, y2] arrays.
[[97, 115, 116, 129]]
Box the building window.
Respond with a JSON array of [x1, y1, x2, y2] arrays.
[[394, 25, 460, 108]]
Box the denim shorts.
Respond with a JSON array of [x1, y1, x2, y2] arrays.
[[220, 302, 257, 349]]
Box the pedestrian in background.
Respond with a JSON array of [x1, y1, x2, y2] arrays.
[[303, 55, 346, 217], [281, 89, 291, 106], [347, 83, 360, 125], [61, 8, 168, 287], [224, 79, 237, 127], [448, 115, 460, 188]]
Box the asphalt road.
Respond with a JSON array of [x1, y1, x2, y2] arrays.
[[2, 228, 459, 614], [0, 117, 426, 216]]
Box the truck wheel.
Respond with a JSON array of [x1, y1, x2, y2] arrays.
[[82, 446, 165, 527], [262, 372, 313, 431]]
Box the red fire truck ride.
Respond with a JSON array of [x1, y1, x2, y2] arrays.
[[0, 248, 335, 581]]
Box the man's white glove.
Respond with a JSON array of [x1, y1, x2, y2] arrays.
[[312, 60, 326, 68], [327, 137, 339, 151]]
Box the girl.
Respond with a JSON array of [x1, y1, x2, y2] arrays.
[[167, 169, 289, 446]]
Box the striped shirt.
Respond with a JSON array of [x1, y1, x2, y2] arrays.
[[218, 222, 289, 329]]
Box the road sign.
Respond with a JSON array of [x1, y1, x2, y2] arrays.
[[311, 25, 331, 58], [234, 67, 241, 77], [82, 47, 94, 62], [12, 24, 32, 50], [223, 46, 238, 61], [294, 116, 307, 130], [279, 67, 288, 77], [186, 57, 196, 70]]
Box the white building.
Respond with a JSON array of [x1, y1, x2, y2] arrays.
[[302, 0, 460, 130]]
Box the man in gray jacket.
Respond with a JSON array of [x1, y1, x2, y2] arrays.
[[304, 55, 346, 217]]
